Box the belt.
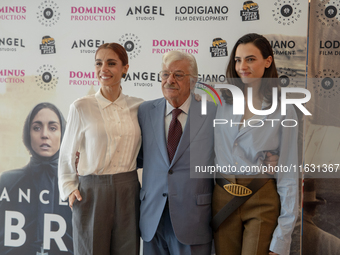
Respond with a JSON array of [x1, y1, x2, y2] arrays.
[[212, 174, 270, 232], [215, 177, 253, 197]]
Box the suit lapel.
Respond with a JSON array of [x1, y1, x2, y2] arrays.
[[150, 98, 170, 166], [170, 95, 206, 167]]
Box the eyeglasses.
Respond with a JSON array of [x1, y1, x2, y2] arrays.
[[159, 71, 192, 81]]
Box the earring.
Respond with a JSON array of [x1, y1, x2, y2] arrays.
[[122, 73, 126, 78]]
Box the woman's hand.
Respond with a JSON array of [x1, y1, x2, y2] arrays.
[[269, 252, 279, 255], [69, 189, 82, 210], [194, 93, 202, 101]]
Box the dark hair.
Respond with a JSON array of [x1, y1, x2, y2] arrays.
[[95, 43, 128, 66], [223, 33, 279, 105], [23, 102, 65, 156]]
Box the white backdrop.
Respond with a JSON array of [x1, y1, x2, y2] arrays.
[[0, 0, 309, 172], [0, 0, 310, 254]]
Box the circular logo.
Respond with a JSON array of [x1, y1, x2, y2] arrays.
[[35, 64, 58, 90], [321, 77, 334, 90], [124, 41, 135, 52], [325, 6, 337, 18], [279, 75, 290, 87], [316, 1, 340, 26], [281, 5, 293, 17], [119, 33, 142, 59], [42, 72, 53, 83], [44, 8, 54, 19], [37, 1, 60, 27], [272, 0, 302, 25], [277, 67, 305, 88], [313, 70, 340, 98]]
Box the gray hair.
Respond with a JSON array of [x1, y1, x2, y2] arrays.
[[162, 50, 198, 77]]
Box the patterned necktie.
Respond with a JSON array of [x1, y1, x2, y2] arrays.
[[167, 108, 182, 163]]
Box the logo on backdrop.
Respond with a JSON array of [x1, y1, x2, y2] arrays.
[[119, 33, 142, 59], [152, 39, 199, 55], [271, 39, 297, 56], [0, 6, 26, 21], [277, 67, 305, 88], [71, 39, 105, 54], [40, 36, 56, 54], [0, 38, 25, 52], [272, 0, 302, 25], [37, 1, 60, 27], [69, 70, 99, 86], [125, 71, 161, 87], [174, 5, 229, 22], [313, 70, 340, 98], [198, 73, 226, 83], [126, 5, 165, 21], [319, 40, 340, 56], [0, 69, 25, 84], [70, 6, 116, 21], [210, 38, 228, 57], [315, 0, 340, 26], [68, 71, 100, 86], [35, 65, 58, 90], [240, 1, 260, 21]]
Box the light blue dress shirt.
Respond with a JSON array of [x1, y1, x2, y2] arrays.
[[214, 99, 299, 255]]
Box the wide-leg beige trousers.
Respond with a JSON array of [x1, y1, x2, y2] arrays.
[[213, 178, 280, 255]]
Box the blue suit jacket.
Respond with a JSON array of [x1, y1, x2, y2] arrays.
[[138, 95, 216, 245]]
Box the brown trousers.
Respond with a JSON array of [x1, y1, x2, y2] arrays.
[[72, 171, 140, 255], [212, 178, 280, 255]]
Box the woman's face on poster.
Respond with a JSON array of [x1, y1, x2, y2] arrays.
[[30, 108, 61, 157]]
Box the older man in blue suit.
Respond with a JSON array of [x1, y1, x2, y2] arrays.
[[138, 51, 216, 255]]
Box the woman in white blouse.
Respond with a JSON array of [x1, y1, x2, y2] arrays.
[[213, 34, 299, 255], [58, 43, 143, 255]]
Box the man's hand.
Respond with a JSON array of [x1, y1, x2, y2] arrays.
[[69, 189, 82, 210], [75, 151, 80, 171], [263, 152, 279, 175]]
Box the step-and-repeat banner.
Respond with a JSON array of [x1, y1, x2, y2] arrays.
[[304, 0, 340, 254], [1, 0, 337, 255]]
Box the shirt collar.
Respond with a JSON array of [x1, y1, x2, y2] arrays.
[[166, 93, 191, 116], [95, 88, 126, 110]]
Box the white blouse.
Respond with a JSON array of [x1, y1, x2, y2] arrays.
[[58, 89, 143, 200]]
